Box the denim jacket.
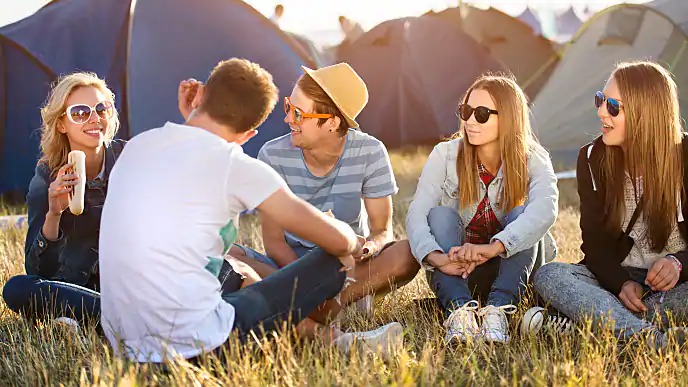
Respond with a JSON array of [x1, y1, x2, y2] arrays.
[[406, 137, 559, 268], [24, 140, 126, 290]]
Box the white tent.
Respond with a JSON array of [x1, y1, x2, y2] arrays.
[[650, 0, 688, 32], [532, 4, 688, 164]]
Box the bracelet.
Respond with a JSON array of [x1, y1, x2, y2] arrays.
[[667, 255, 683, 273]]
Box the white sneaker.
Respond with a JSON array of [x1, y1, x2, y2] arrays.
[[519, 307, 573, 336], [443, 300, 480, 345], [54, 317, 87, 346], [479, 305, 517, 344], [354, 295, 374, 317], [333, 322, 404, 358]]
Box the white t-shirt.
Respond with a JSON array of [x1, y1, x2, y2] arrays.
[[99, 122, 286, 362]]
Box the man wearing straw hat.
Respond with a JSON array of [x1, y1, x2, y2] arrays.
[[231, 63, 421, 320]]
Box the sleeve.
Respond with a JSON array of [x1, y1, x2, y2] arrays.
[[362, 139, 398, 198], [490, 144, 558, 257], [576, 145, 630, 295], [257, 145, 274, 169], [24, 165, 64, 277], [405, 143, 448, 268], [228, 154, 288, 212]]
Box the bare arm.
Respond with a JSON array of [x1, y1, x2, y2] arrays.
[[257, 188, 361, 258], [260, 212, 300, 267], [362, 195, 394, 257]]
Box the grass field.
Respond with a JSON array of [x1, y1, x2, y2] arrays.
[[0, 149, 686, 386]]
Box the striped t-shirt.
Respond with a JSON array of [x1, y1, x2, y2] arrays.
[[258, 129, 398, 250]]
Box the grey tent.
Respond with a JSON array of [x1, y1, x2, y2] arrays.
[[556, 7, 584, 40], [457, 6, 559, 99], [532, 4, 688, 165], [650, 0, 688, 32], [518, 7, 542, 36]]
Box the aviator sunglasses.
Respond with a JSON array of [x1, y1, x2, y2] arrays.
[[594, 91, 623, 117], [61, 101, 114, 124], [456, 103, 498, 124]]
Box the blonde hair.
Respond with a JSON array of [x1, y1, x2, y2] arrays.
[[454, 74, 536, 212], [601, 61, 684, 251], [38, 72, 120, 176]]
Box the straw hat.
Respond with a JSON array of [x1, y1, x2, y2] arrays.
[[302, 63, 368, 129]]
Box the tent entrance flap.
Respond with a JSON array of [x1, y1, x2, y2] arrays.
[[600, 7, 645, 46]]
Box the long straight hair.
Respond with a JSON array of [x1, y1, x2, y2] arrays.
[[601, 61, 684, 251], [454, 74, 534, 212]]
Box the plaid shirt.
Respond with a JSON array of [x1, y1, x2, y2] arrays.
[[464, 163, 502, 245]]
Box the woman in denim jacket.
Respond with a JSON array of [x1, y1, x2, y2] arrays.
[[406, 74, 558, 345], [2, 72, 125, 327]]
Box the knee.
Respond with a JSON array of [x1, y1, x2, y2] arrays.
[[533, 262, 571, 295], [391, 240, 420, 277], [428, 207, 459, 231], [303, 248, 346, 296], [506, 205, 526, 225], [2, 275, 40, 312]]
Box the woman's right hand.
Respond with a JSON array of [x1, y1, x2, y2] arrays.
[[47, 163, 78, 217], [618, 280, 647, 313]]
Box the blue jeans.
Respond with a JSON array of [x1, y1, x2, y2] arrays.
[[534, 263, 688, 338], [427, 206, 541, 314], [221, 247, 345, 341], [235, 243, 315, 269], [2, 275, 101, 325]]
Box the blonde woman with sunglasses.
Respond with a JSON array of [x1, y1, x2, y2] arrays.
[[534, 61, 688, 349], [406, 74, 558, 345], [2, 72, 124, 329]]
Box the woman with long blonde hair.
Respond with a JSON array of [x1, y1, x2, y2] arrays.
[[2, 72, 125, 328], [406, 74, 558, 344], [534, 61, 688, 349]]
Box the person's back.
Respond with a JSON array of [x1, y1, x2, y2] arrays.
[[100, 123, 257, 360]]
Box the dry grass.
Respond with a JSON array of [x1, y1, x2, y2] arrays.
[[0, 149, 686, 386]]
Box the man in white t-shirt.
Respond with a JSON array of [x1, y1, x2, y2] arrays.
[[99, 58, 402, 363]]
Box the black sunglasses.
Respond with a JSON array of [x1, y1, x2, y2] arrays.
[[594, 91, 623, 117], [456, 104, 498, 124]]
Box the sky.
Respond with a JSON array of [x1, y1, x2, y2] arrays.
[[0, 0, 654, 45]]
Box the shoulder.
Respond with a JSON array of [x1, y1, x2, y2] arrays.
[[577, 135, 604, 167], [27, 163, 51, 202], [260, 133, 293, 154], [431, 137, 461, 160], [347, 130, 387, 154]]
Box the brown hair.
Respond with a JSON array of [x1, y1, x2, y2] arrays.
[[297, 74, 349, 134], [39, 72, 120, 176], [199, 58, 279, 133], [454, 74, 535, 212], [601, 61, 684, 251]]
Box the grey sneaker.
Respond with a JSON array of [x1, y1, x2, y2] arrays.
[[646, 327, 688, 351], [479, 305, 517, 344], [520, 307, 573, 336], [444, 300, 480, 345], [334, 322, 404, 358]]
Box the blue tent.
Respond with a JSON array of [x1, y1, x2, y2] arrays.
[[338, 16, 504, 148], [0, 0, 312, 194]]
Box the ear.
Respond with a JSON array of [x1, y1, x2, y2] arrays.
[[235, 129, 258, 146], [57, 120, 68, 134], [329, 116, 341, 131], [192, 85, 205, 109]]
